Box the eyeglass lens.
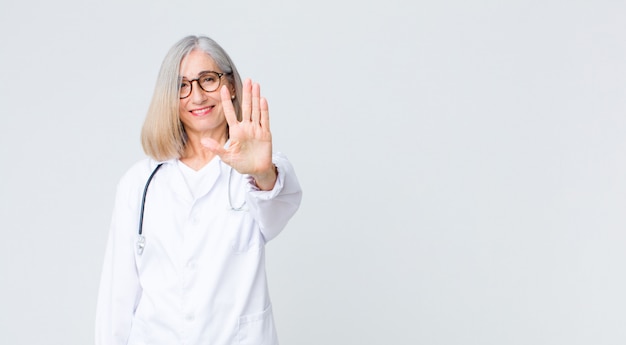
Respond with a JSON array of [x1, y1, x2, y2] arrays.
[[180, 72, 221, 98]]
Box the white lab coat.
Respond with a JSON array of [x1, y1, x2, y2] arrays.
[[95, 152, 302, 345]]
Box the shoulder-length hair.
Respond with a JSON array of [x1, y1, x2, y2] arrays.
[[141, 35, 243, 161]]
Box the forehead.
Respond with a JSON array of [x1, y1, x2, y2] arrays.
[[179, 49, 219, 78]]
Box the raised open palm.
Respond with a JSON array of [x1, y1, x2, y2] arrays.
[[201, 78, 276, 189]]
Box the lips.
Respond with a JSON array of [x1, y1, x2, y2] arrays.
[[190, 106, 214, 117]]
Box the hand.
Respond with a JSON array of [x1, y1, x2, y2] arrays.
[[201, 78, 277, 190]]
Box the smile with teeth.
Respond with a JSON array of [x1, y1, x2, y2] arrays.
[[190, 106, 214, 116]]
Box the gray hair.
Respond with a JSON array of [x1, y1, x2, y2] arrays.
[[141, 35, 243, 161]]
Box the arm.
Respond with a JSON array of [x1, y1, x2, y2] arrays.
[[201, 79, 302, 241], [95, 173, 143, 345], [245, 152, 302, 242]]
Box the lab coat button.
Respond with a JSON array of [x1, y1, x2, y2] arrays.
[[186, 314, 194, 322]]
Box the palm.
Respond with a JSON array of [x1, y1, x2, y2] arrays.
[[202, 79, 273, 176]]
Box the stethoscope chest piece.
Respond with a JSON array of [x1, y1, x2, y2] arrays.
[[136, 235, 146, 255]]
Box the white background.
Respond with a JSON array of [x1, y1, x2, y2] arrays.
[[1, 1, 625, 344]]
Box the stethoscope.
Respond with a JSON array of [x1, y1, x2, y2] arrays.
[[136, 162, 246, 255]]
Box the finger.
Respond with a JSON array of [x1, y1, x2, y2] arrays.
[[251, 82, 261, 124], [260, 97, 270, 131], [220, 86, 238, 127], [241, 78, 252, 122]]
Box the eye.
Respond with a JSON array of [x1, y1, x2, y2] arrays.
[[202, 76, 216, 83], [180, 81, 190, 89]]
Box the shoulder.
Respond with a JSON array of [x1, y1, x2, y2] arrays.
[[117, 158, 174, 191], [113, 158, 176, 209], [271, 152, 297, 176], [271, 151, 291, 166]]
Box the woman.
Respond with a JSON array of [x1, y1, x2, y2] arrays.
[[95, 35, 302, 345]]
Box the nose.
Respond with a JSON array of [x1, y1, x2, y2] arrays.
[[189, 80, 207, 104]]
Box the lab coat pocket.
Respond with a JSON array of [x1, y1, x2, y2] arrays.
[[237, 305, 277, 345], [230, 211, 263, 254]]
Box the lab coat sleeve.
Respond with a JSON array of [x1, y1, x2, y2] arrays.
[[95, 167, 144, 345], [246, 152, 303, 242]]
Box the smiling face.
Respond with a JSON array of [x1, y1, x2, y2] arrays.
[[178, 49, 233, 140]]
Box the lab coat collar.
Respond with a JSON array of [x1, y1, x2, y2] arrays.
[[146, 139, 232, 203], [150, 156, 225, 204]]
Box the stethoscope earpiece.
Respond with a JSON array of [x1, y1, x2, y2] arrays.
[[136, 235, 146, 255]]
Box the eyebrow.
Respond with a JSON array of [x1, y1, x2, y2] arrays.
[[179, 70, 221, 80]]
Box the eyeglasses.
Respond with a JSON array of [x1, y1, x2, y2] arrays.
[[179, 71, 227, 99]]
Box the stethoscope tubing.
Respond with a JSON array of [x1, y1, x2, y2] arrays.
[[138, 163, 164, 236], [136, 162, 246, 255]]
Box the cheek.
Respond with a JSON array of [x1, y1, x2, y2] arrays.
[[178, 104, 192, 126], [179, 102, 190, 118]]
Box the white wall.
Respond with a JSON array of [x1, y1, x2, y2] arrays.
[[1, 1, 625, 344]]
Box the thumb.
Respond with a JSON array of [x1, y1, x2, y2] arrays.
[[200, 137, 226, 155]]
